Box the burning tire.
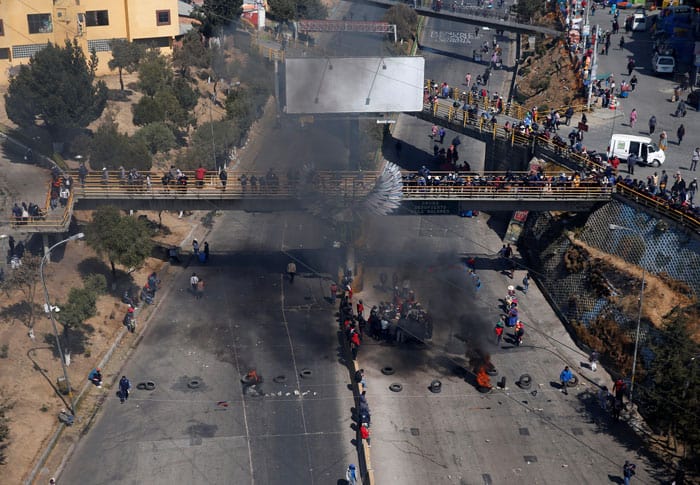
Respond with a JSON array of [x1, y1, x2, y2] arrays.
[[517, 374, 532, 389]]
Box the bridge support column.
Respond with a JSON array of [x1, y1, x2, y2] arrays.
[[42, 233, 50, 263]]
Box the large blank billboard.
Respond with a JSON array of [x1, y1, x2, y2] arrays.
[[284, 57, 425, 114]]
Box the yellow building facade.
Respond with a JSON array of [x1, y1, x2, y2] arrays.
[[0, 0, 180, 85]]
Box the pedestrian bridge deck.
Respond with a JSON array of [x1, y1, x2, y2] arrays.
[[61, 169, 610, 213]]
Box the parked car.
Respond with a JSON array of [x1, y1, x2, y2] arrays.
[[652, 53, 675, 74], [632, 13, 647, 31]]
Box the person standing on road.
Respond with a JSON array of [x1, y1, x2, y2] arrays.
[[119, 376, 131, 403], [629, 108, 637, 128], [589, 351, 599, 372], [494, 317, 505, 347], [630, 74, 638, 91], [196, 278, 205, 299], [677, 124, 685, 145], [346, 464, 358, 485], [203, 241, 210, 263], [627, 58, 635, 76], [648, 115, 657, 135], [287, 261, 297, 283], [559, 366, 573, 395], [522, 273, 530, 294], [691, 147, 699, 171], [465, 72, 472, 88], [623, 460, 637, 485], [190, 272, 199, 293]]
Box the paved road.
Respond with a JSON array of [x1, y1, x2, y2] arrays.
[[59, 211, 357, 484], [351, 212, 660, 484], [560, 12, 699, 182], [419, 12, 515, 101]]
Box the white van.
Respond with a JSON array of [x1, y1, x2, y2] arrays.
[[632, 13, 647, 31], [608, 134, 666, 167], [652, 53, 675, 74]]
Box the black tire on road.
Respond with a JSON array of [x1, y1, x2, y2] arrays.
[[381, 366, 395, 376], [188, 379, 201, 389], [300, 369, 313, 378], [145, 381, 156, 391], [566, 375, 579, 387], [429, 380, 442, 393], [273, 375, 287, 384], [487, 367, 498, 376], [136, 382, 147, 390], [389, 383, 403, 392], [517, 374, 532, 389]]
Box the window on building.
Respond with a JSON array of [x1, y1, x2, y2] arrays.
[[0, 48, 9, 60], [0, 20, 5, 37], [27, 14, 53, 34], [85, 10, 109, 27], [156, 10, 171, 26]]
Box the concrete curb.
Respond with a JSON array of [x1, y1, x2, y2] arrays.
[[344, 338, 375, 485]]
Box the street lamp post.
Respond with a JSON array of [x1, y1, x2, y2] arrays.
[[608, 224, 645, 401], [40, 232, 85, 416]]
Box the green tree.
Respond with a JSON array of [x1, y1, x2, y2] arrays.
[[132, 88, 194, 131], [137, 51, 173, 97], [383, 4, 418, 42], [107, 39, 146, 91], [134, 122, 177, 154], [4, 40, 108, 135], [88, 119, 152, 171], [194, 0, 244, 38], [172, 77, 200, 112], [182, 119, 242, 169], [58, 287, 98, 331], [641, 307, 700, 458], [86, 206, 154, 280], [0, 254, 42, 328], [268, 0, 327, 21], [173, 30, 211, 76]]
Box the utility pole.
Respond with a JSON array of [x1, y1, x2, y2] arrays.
[[587, 25, 599, 110]]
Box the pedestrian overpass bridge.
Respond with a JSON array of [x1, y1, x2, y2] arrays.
[[63, 169, 610, 214], [6, 169, 699, 235]]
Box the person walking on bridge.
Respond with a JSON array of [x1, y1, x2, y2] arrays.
[[287, 261, 297, 283]]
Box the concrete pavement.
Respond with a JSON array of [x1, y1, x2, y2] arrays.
[[351, 212, 661, 484], [58, 211, 358, 484]]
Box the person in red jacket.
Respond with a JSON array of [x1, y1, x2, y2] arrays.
[[350, 330, 361, 360], [195, 165, 206, 187], [360, 422, 371, 447]]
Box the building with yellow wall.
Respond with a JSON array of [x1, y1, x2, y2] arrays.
[[0, 0, 181, 85]]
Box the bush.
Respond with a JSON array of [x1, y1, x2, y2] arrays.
[[383, 4, 418, 42], [83, 274, 107, 295], [59, 287, 98, 330], [0, 395, 13, 464], [134, 122, 177, 154]]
